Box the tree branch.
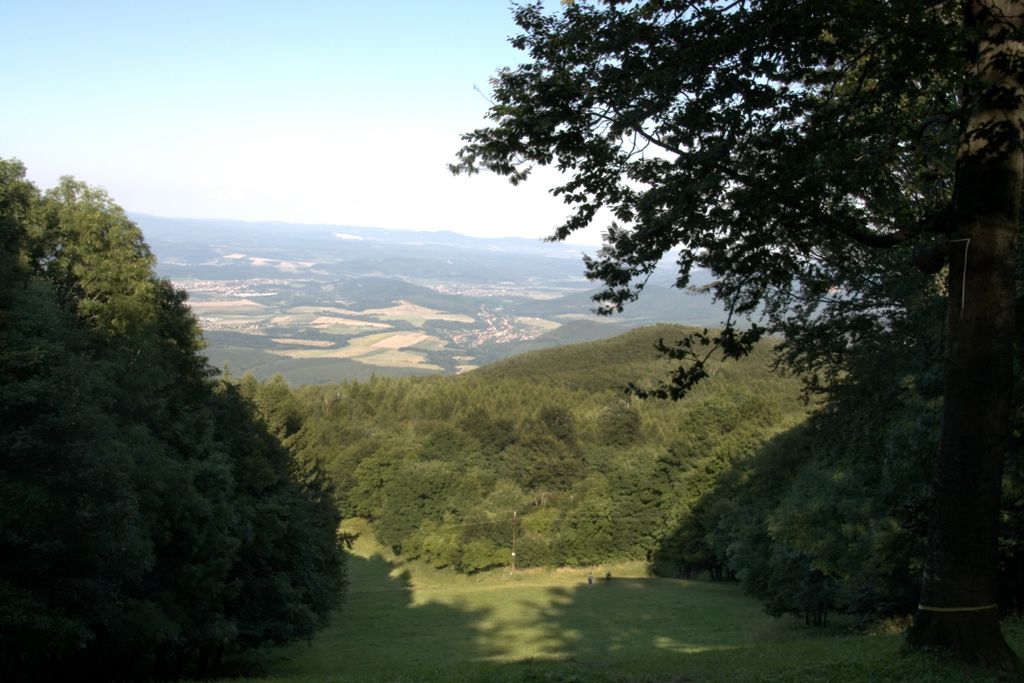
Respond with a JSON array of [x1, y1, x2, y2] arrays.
[[841, 203, 954, 249]]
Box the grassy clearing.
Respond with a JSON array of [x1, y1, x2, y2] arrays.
[[213, 521, 1023, 683]]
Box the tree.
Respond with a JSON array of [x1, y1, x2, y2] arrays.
[[453, 0, 1023, 669], [0, 167, 154, 678], [0, 160, 346, 679]]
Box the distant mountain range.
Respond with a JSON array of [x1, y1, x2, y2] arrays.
[[133, 213, 729, 383]]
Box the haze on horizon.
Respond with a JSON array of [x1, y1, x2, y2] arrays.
[[2, 0, 602, 245]]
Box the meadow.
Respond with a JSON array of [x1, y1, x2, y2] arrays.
[[220, 521, 1024, 683]]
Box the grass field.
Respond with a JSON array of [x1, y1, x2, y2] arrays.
[[360, 301, 476, 327], [268, 331, 446, 371], [216, 520, 1024, 683]]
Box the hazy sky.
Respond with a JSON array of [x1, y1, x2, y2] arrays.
[[2, 0, 603, 244]]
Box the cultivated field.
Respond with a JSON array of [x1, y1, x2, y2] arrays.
[[267, 330, 447, 371], [219, 521, 1024, 683], [361, 301, 476, 326]]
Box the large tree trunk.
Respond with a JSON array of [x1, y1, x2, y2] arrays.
[[906, 0, 1024, 671]]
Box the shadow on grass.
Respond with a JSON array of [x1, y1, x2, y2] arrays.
[[521, 574, 790, 669], [227, 518, 1011, 682], [222, 558, 1024, 683], [230, 554, 772, 680], [235, 550, 503, 680]]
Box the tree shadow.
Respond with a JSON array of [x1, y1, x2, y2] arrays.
[[240, 550, 503, 680], [526, 574, 781, 666], [235, 548, 863, 682]]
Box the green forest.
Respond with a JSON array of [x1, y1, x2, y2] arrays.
[[0, 160, 345, 680], [6, 0, 1024, 680], [257, 319, 1022, 628], [283, 327, 806, 574]]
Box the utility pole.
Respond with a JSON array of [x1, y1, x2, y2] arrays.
[[511, 510, 517, 571]]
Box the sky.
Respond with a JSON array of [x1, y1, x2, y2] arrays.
[[2, 0, 603, 245]]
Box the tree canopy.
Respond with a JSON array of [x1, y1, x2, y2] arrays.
[[454, 0, 1024, 669], [0, 159, 346, 681], [280, 325, 808, 573]]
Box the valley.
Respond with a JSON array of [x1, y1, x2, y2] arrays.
[[137, 214, 727, 382]]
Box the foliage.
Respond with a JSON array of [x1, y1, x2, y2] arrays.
[[0, 159, 345, 680], [453, 0, 1024, 666], [452, 0, 960, 386], [283, 325, 807, 576], [274, 275, 1023, 640]]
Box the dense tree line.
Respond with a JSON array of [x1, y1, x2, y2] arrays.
[[0, 159, 345, 681], [276, 327, 807, 573], [275, 309, 1024, 637], [663, 278, 1024, 629]]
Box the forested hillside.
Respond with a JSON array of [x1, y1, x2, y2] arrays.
[[277, 326, 808, 574], [265, 317, 1024, 631], [0, 160, 345, 680]]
